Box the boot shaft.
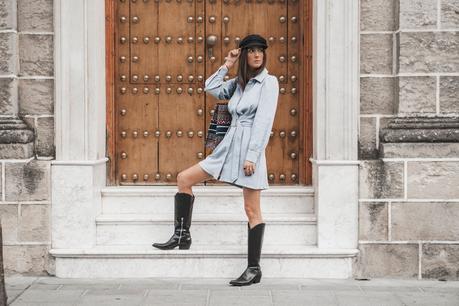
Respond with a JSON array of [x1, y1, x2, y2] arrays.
[[248, 222, 265, 267], [174, 192, 195, 229]]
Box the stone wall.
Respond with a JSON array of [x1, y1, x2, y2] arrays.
[[357, 0, 459, 279], [0, 0, 54, 275]]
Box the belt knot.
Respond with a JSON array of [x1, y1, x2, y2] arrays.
[[231, 119, 252, 127]]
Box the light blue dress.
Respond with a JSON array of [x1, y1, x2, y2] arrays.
[[198, 64, 279, 190]]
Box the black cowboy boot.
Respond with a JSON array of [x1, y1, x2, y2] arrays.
[[229, 222, 265, 286], [152, 192, 195, 250]]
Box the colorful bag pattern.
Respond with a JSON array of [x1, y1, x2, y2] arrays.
[[204, 103, 232, 150]]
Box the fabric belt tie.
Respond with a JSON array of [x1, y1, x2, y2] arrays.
[[229, 118, 253, 181]]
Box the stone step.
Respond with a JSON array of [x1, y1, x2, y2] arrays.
[[101, 186, 314, 215], [50, 245, 358, 278], [96, 213, 317, 246]]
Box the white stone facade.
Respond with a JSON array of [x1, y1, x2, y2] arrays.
[[0, 0, 458, 279]]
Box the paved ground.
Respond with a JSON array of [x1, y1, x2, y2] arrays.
[[4, 275, 459, 305]]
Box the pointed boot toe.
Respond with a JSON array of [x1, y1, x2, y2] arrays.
[[229, 266, 262, 286]]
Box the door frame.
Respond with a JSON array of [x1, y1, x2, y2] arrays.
[[51, 0, 359, 254], [104, 0, 314, 186]]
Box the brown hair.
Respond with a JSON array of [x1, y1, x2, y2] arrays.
[[236, 47, 267, 91]]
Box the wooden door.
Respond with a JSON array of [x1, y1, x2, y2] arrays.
[[107, 0, 312, 186]]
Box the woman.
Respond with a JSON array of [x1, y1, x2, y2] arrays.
[[152, 34, 280, 286]]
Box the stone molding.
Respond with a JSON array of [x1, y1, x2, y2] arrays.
[[380, 116, 459, 143]]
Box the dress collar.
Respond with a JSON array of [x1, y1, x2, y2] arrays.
[[252, 67, 269, 83]]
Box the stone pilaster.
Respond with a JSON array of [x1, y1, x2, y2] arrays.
[[51, 0, 107, 253], [0, 0, 35, 159], [313, 0, 360, 249]]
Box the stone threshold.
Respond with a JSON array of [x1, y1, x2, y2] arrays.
[[101, 185, 315, 197], [50, 245, 359, 259], [96, 213, 317, 224]]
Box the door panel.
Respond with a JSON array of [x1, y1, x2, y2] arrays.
[[113, 0, 306, 186]]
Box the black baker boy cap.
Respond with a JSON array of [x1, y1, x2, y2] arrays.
[[238, 34, 268, 50]]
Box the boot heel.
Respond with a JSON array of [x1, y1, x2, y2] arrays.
[[179, 242, 191, 249], [252, 273, 262, 283]]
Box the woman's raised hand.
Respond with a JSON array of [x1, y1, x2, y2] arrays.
[[224, 48, 241, 69]]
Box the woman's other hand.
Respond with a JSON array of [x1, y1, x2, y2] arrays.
[[243, 160, 256, 176], [224, 48, 241, 69]]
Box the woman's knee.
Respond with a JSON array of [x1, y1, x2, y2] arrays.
[[244, 203, 260, 218], [176, 171, 190, 188]]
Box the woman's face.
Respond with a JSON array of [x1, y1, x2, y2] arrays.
[[246, 46, 265, 70]]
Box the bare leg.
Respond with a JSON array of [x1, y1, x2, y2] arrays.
[[152, 163, 212, 250], [229, 186, 265, 286], [243, 187, 263, 228], [177, 163, 213, 196]]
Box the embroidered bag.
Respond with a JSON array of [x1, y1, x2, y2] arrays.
[[205, 103, 232, 150]]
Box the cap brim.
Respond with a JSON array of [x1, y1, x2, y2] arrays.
[[241, 43, 268, 49]]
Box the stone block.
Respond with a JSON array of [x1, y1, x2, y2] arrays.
[[422, 244, 459, 280], [360, 77, 396, 114], [398, 76, 436, 114], [0, 204, 18, 242], [19, 34, 53, 76], [0, 0, 17, 30], [360, 34, 393, 74], [441, 0, 459, 28], [399, 0, 437, 29], [440, 76, 459, 114], [359, 117, 378, 159], [0, 143, 34, 159], [0, 32, 17, 74], [360, 0, 397, 31], [392, 202, 459, 241], [36, 116, 54, 157], [18, 204, 50, 242], [359, 160, 404, 199], [359, 202, 388, 241], [3, 245, 52, 275], [5, 160, 50, 202], [355, 244, 419, 278], [18, 0, 53, 32], [399, 32, 459, 73], [407, 161, 459, 199], [0, 78, 18, 115], [18, 79, 54, 115], [381, 142, 459, 158]]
